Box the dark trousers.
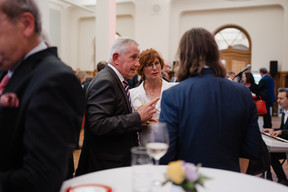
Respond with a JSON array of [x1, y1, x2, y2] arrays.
[[267, 153, 287, 181], [263, 104, 272, 128]]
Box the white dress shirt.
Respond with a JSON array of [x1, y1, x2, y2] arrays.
[[130, 79, 177, 119]]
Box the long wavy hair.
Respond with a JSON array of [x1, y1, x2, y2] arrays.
[[176, 28, 226, 81]]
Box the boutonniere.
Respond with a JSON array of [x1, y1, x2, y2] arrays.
[[0, 93, 19, 107]]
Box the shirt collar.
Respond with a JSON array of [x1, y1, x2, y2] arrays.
[[107, 64, 125, 85], [8, 41, 48, 77], [24, 41, 47, 60]]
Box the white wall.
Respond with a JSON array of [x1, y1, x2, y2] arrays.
[[176, 5, 284, 72], [134, 0, 170, 59], [116, 2, 135, 38], [65, 6, 95, 70], [47, 0, 288, 72]]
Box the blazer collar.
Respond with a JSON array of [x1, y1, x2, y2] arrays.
[[3, 47, 58, 95]]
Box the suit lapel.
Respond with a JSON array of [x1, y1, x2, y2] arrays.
[[3, 48, 57, 95], [106, 67, 132, 113]]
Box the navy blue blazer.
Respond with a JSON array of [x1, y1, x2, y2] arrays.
[[258, 74, 276, 106], [159, 68, 263, 172]]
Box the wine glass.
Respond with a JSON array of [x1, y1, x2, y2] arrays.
[[141, 122, 169, 186], [145, 122, 169, 165]]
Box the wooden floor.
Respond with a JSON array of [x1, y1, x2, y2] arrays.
[[73, 115, 288, 186]]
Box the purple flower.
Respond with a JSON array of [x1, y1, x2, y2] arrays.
[[184, 162, 198, 182]]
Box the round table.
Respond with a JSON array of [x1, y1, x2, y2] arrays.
[[60, 165, 288, 192]]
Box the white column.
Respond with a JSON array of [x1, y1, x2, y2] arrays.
[[35, 0, 50, 34], [95, 0, 116, 66]]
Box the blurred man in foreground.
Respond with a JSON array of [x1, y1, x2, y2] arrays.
[[0, 0, 85, 191]]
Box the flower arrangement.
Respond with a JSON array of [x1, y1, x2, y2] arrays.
[[164, 160, 210, 192]]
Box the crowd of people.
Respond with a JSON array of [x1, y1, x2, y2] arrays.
[[0, 0, 287, 192]]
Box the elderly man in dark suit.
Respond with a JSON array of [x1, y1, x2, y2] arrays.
[[259, 67, 276, 128], [0, 0, 85, 192], [159, 28, 263, 172], [76, 37, 159, 175]]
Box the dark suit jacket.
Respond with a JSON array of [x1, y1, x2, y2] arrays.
[[76, 66, 142, 175], [259, 74, 276, 106], [0, 48, 85, 192], [275, 113, 288, 139], [159, 68, 263, 172], [249, 82, 260, 99]]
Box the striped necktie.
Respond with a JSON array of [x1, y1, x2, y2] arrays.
[[0, 74, 10, 95], [123, 80, 133, 112], [123, 80, 140, 144]]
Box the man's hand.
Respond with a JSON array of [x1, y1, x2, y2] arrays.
[[261, 128, 282, 137], [271, 130, 282, 137], [261, 128, 274, 135], [137, 97, 160, 122], [0, 93, 19, 107]]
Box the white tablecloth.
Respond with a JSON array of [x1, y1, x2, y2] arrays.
[[60, 166, 288, 192]]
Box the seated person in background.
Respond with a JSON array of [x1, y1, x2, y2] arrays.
[[261, 88, 288, 185], [242, 72, 260, 98], [159, 28, 263, 172], [130, 48, 177, 120]]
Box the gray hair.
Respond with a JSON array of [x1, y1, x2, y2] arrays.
[[279, 88, 288, 98], [0, 0, 42, 34], [109, 37, 138, 63]]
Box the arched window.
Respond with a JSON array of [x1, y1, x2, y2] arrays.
[[214, 26, 251, 75], [215, 28, 249, 51]]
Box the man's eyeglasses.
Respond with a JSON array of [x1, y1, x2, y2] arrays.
[[145, 62, 161, 70]]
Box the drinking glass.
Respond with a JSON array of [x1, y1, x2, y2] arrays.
[[141, 122, 169, 186], [131, 146, 153, 192]]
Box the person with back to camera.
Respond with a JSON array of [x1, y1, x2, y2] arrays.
[[258, 67, 276, 128], [159, 28, 263, 172], [261, 88, 288, 185], [130, 48, 177, 120], [76, 37, 159, 175], [0, 0, 85, 191]]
